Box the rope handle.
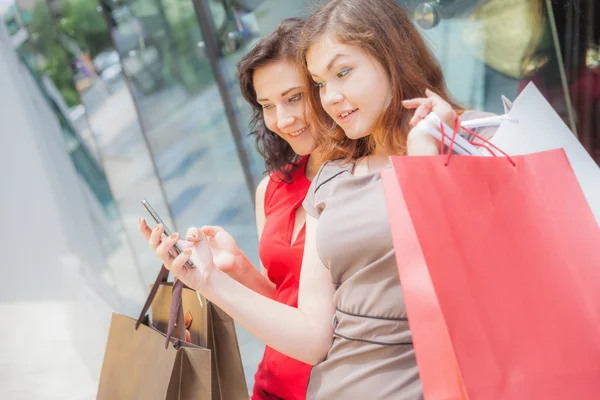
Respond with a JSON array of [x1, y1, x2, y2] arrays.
[[439, 113, 516, 167]]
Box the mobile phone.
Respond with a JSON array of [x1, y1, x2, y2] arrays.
[[141, 199, 194, 267]]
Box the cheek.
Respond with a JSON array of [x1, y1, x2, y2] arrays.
[[319, 91, 336, 117], [299, 103, 312, 124], [290, 104, 307, 125], [263, 111, 278, 133], [374, 73, 391, 108]]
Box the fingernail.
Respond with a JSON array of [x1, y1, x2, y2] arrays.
[[184, 249, 192, 256], [169, 233, 178, 240], [187, 234, 197, 241], [138, 217, 142, 224]]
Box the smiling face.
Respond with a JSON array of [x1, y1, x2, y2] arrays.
[[306, 34, 392, 140], [253, 60, 318, 156]]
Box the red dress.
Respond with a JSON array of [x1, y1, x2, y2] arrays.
[[252, 157, 313, 400]]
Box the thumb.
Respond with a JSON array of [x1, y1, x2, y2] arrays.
[[199, 225, 223, 237], [188, 231, 215, 267]]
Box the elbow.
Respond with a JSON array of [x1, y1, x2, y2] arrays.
[[304, 335, 332, 366], [306, 354, 326, 366]]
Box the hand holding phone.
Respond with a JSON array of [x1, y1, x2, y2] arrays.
[[141, 199, 194, 267]]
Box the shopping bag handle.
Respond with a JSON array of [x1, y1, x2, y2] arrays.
[[135, 265, 186, 348], [460, 113, 517, 129], [440, 114, 516, 167]]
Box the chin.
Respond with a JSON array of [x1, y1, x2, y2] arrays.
[[290, 142, 317, 157], [344, 129, 369, 141]]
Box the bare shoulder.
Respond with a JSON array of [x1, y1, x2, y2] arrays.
[[255, 175, 270, 203], [255, 175, 272, 215]]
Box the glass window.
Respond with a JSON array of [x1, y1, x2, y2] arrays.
[[402, 0, 599, 164], [204, 0, 312, 183], [99, 0, 258, 265], [14, 0, 150, 313]]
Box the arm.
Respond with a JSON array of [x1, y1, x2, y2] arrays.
[[168, 177, 275, 298], [403, 88, 457, 156], [162, 213, 336, 365], [212, 176, 276, 298]]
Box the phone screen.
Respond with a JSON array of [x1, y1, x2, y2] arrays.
[[141, 199, 193, 266]]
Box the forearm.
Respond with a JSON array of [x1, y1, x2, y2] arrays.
[[228, 252, 276, 299], [201, 269, 333, 365]]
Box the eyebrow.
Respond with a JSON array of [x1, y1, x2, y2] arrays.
[[310, 53, 346, 77], [327, 54, 345, 71], [257, 86, 301, 102]]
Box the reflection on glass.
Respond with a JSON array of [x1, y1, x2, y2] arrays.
[[100, 0, 258, 260], [402, 0, 599, 165], [15, 0, 180, 312], [521, 0, 599, 165], [206, 0, 312, 184], [101, 0, 267, 386], [7, 0, 149, 312]]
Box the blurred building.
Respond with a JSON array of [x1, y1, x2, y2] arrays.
[[1, 0, 598, 398]]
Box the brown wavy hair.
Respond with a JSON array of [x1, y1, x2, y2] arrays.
[[298, 0, 462, 162], [238, 18, 306, 182]]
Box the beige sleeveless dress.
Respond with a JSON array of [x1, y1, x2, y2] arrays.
[[302, 111, 497, 399]]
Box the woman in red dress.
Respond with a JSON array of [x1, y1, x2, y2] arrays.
[[140, 18, 320, 400]]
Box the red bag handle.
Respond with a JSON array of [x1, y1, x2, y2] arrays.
[[440, 114, 516, 167]]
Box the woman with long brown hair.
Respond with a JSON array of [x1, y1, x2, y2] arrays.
[[144, 1, 497, 398], [140, 18, 319, 399]]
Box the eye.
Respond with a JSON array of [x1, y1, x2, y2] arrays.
[[337, 67, 351, 79], [314, 81, 326, 88], [289, 93, 303, 102], [262, 104, 274, 110]]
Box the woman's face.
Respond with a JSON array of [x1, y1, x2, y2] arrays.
[[307, 35, 391, 140], [253, 60, 318, 156]]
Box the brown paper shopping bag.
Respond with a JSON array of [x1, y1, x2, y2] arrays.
[[97, 267, 212, 399], [151, 269, 248, 400]]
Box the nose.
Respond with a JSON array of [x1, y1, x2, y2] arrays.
[[322, 87, 344, 107], [276, 108, 295, 131]]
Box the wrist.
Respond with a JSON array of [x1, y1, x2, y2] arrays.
[[407, 127, 439, 156], [230, 250, 251, 277], [194, 263, 218, 295]]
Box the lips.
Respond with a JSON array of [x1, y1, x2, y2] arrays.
[[288, 125, 309, 137], [338, 108, 358, 121]]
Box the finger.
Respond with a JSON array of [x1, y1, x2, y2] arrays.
[[188, 232, 215, 267], [199, 225, 224, 238], [425, 89, 452, 111], [168, 249, 203, 291], [156, 232, 179, 264], [171, 248, 193, 270], [409, 101, 434, 126], [401, 97, 428, 109], [149, 224, 164, 250], [425, 88, 443, 101], [186, 226, 203, 242], [138, 217, 152, 240]]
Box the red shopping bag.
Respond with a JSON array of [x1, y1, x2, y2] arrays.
[[382, 168, 468, 400], [382, 148, 600, 400]]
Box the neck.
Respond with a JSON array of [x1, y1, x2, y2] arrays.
[[305, 149, 323, 181], [366, 153, 390, 173]]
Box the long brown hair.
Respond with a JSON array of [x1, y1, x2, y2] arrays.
[[298, 0, 461, 162], [238, 18, 306, 182]]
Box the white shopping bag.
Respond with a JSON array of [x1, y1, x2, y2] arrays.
[[424, 83, 600, 226], [486, 83, 600, 226]]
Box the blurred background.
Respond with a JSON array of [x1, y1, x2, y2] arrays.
[[1, 0, 598, 398]]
